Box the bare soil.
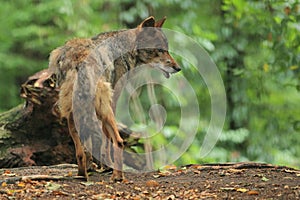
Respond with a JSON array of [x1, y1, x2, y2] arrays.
[[0, 162, 299, 199]]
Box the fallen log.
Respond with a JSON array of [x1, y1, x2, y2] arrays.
[[0, 69, 145, 170]]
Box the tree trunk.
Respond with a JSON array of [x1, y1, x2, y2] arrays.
[[0, 69, 145, 169]]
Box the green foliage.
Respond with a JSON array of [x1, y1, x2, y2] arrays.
[[0, 0, 118, 111], [0, 0, 299, 168], [212, 0, 300, 168]]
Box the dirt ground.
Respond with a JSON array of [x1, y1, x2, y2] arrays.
[[0, 162, 299, 199]]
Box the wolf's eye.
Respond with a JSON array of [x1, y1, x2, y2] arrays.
[[158, 49, 164, 53], [146, 49, 155, 55]]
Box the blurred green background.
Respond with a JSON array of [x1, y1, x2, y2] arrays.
[[0, 0, 299, 168]]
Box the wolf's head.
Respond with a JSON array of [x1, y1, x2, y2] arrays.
[[135, 16, 181, 78]]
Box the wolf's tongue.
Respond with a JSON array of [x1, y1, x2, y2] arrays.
[[163, 71, 170, 78]]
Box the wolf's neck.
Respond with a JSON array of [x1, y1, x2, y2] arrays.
[[88, 29, 138, 86], [94, 29, 137, 62]]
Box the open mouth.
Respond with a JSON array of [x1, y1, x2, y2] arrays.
[[157, 65, 172, 78], [150, 63, 178, 79], [161, 70, 170, 78]]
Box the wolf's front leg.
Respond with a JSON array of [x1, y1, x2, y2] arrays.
[[102, 116, 125, 182], [112, 139, 124, 181], [101, 125, 114, 169]]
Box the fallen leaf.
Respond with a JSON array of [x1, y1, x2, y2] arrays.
[[66, 171, 72, 177], [191, 165, 203, 169], [200, 190, 217, 198], [261, 176, 269, 182], [163, 165, 177, 170], [156, 190, 163, 195], [122, 179, 129, 184], [131, 196, 141, 200], [134, 186, 142, 191], [247, 190, 259, 195], [166, 194, 176, 200], [175, 169, 184, 174], [116, 191, 124, 197], [45, 182, 61, 191], [153, 174, 161, 178], [142, 190, 150, 195], [95, 181, 105, 185], [220, 187, 235, 191], [181, 166, 187, 170], [284, 169, 300, 177], [291, 186, 300, 190], [236, 188, 248, 193], [105, 184, 114, 189], [6, 189, 14, 196], [17, 182, 26, 188], [80, 181, 94, 186], [1, 182, 7, 187], [92, 193, 111, 199], [3, 173, 16, 177], [284, 169, 297, 174], [158, 170, 172, 177], [219, 171, 230, 176], [146, 180, 159, 187], [228, 169, 243, 174], [52, 190, 69, 196]]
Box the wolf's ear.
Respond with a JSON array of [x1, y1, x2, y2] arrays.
[[155, 16, 166, 28], [138, 16, 155, 28]]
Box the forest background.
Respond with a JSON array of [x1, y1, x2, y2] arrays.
[[0, 0, 299, 169]]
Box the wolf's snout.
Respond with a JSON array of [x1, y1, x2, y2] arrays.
[[173, 66, 181, 72]]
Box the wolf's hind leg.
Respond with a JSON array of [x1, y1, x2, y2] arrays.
[[67, 114, 88, 180]]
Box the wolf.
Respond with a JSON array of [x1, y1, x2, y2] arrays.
[[48, 16, 180, 181]]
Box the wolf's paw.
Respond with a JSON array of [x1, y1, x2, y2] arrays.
[[110, 171, 124, 182]]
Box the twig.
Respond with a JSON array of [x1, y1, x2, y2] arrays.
[[0, 174, 85, 185]]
